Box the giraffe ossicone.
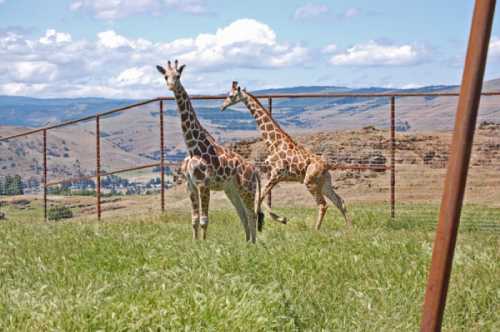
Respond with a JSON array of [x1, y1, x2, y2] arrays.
[[156, 61, 264, 242], [221, 82, 352, 230]]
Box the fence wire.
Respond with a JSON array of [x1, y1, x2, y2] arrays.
[[0, 94, 498, 229], [394, 96, 500, 230], [0, 133, 44, 222]]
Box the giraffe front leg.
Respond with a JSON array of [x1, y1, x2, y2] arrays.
[[199, 186, 210, 240], [260, 175, 287, 224], [187, 181, 200, 240], [259, 175, 280, 207], [306, 181, 328, 231]]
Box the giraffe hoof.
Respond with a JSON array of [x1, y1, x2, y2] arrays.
[[275, 216, 287, 224]]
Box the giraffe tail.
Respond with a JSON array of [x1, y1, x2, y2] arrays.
[[255, 172, 265, 232]]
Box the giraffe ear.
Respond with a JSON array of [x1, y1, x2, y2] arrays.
[[178, 64, 186, 74], [156, 65, 166, 74]]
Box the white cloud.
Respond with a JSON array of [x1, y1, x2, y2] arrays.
[[293, 4, 364, 21], [97, 30, 133, 49], [0, 19, 308, 97], [0, 82, 48, 95], [111, 66, 160, 86], [39, 29, 72, 44], [342, 7, 360, 18], [450, 36, 500, 67], [164, 0, 208, 14], [179, 19, 308, 69], [70, 0, 207, 20], [329, 41, 429, 66], [70, 0, 161, 20], [293, 3, 329, 20], [322, 43, 337, 54], [400, 83, 426, 89], [489, 36, 500, 57], [12, 61, 59, 82]]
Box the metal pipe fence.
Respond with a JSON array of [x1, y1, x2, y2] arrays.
[[421, 1, 496, 329], [1, 91, 499, 222]]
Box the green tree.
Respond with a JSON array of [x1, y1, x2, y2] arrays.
[[1, 175, 24, 195]]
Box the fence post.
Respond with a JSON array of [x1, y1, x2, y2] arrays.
[[96, 115, 101, 220], [420, 1, 495, 331], [390, 96, 396, 219], [160, 100, 165, 212], [267, 96, 272, 208], [43, 129, 48, 222]]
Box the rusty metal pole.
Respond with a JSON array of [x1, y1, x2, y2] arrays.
[[96, 115, 102, 220], [43, 129, 48, 222], [390, 96, 396, 219], [159, 100, 165, 212], [267, 96, 273, 208], [420, 1, 495, 331]]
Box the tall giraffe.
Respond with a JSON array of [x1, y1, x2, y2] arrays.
[[156, 62, 264, 242], [221, 82, 351, 230]]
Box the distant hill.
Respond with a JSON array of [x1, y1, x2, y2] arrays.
[[2, 80, 500, 181], [0, 84, 460, 128], [0, 96, 137, 127]]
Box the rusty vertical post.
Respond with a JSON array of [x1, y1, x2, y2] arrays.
[[96, 115, 101, 220], [43, 129, 48, 222], [420, 1, 495, 331], [267, 96, 273, 208], [390, 96, 396, 219], [160, 100, 165, 212]]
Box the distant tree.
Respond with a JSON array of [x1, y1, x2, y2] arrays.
[[102, 175, 129, 189], [0, 175, 24, 195], [10, 175, 23, 195]]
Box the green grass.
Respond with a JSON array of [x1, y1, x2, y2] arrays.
[[0, 205, 499, 331]]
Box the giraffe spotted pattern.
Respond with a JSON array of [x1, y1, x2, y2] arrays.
[[221, 82, 351, 230], [157, 62, 264, 242]]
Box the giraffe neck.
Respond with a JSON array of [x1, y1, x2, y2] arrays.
[[243, 92, 296, 152], [172, 83, 217, 156]]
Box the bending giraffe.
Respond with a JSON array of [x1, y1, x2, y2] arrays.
[[156, 62, 264, 242], [221, 82, 351, 230]]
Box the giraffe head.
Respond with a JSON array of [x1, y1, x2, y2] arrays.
[[156, 60, 185, 91], [220, 81, 247, 111]]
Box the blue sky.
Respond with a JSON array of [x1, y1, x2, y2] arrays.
[[1, 0, 500, 98]]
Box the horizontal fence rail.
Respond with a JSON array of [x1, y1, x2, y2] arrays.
[[1, 91, 499, 222]]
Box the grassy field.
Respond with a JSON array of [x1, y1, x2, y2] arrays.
[[0, 204, 499, 331]]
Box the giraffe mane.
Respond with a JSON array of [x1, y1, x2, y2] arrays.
[[245, 91, 298, 145]]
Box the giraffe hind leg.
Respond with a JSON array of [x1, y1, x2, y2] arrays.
[[304, 163, 329, 230], [239, 189, 257, 243], [305, 185, 328, 231], [322, 177, 352, 227]]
